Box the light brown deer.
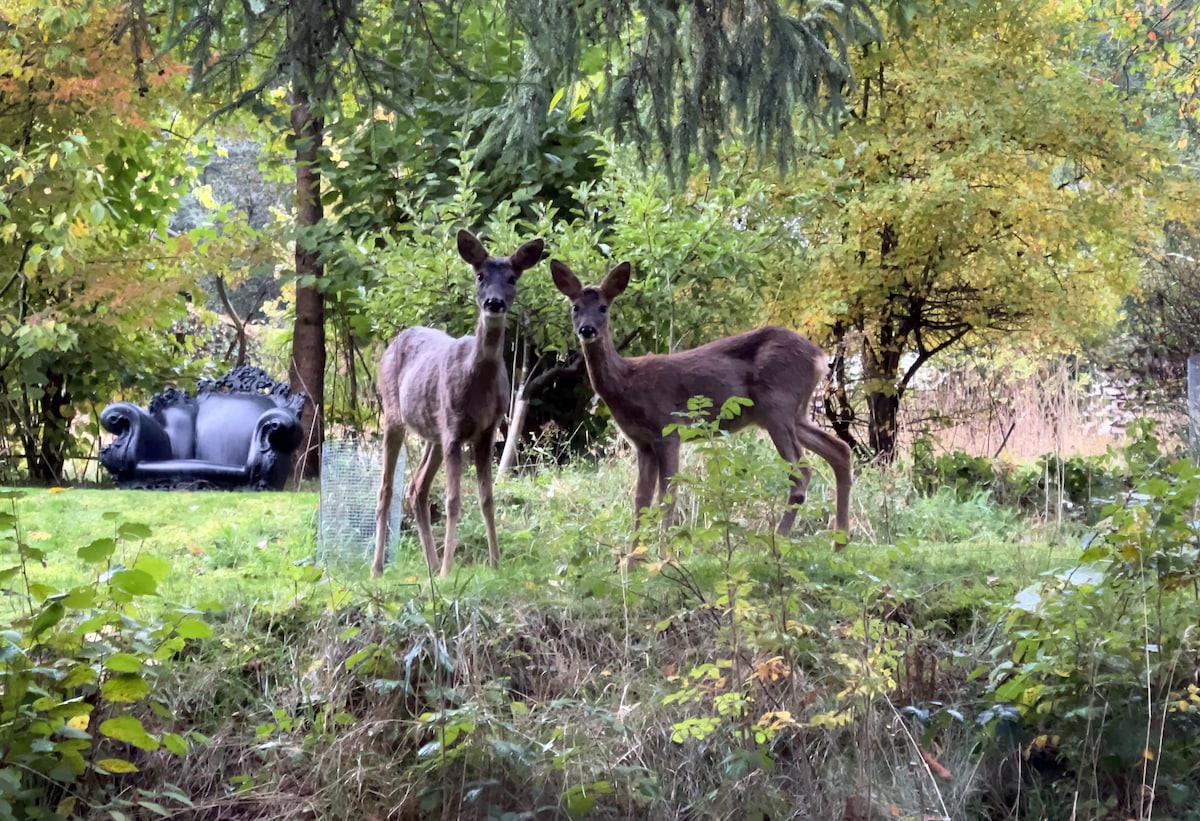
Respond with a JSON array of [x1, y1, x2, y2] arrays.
[[550, 258, 852, 545], [372, 231, 544, 578]]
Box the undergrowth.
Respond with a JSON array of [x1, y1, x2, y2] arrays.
[[0, 419, 1196, 819]]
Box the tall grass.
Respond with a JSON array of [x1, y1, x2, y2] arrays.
[[899, 356, 1186, 461]]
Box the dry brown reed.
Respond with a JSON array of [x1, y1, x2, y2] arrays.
[[898, 356, 1186, 462]]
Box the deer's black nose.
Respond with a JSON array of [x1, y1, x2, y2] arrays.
[[578, 325, 597, 339], [483, 297, 506, 313]]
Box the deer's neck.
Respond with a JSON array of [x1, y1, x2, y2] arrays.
[[581, 332, 632, 400], [469, 314, 506, 379]]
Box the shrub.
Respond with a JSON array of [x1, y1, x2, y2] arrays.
[[0, 491, 208, 818], [983, 431, 1200, 817], [912, 437, 1132, 524]]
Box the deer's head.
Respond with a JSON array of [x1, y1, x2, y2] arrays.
[[457, 230, 544, 325], [550, 259, 632, 344]]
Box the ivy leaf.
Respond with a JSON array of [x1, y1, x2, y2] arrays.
[[174, 617, 212, 640], [132, 555, 170, 583], [30, 602, 65, 638], [118, 522, 152, 540], [78, 538, 116, 563], [108, 569, 157, 597], [0, 639, 23, 663], [162, 733, 188, 756], [103, 653, 143, 674], [1012, 585, 1042, 613]]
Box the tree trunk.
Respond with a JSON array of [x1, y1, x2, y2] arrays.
[[865, 388, 899, 462], [867, 221, 903, 463], [824, 323, 866, 455], [499, 339, 531, 476], [289, 91, 325, 480], [23, 372, 69, 484], [214, 275, 248, 366], [862, 341, 901, 463]]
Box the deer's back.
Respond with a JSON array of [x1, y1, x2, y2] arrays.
[[607, 326, 823, 438]]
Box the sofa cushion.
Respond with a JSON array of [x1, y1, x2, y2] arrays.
[[194, 394, 275, 465]]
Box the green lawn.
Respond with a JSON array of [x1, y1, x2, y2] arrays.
[[4, 461, 1076, 613], [5, 487, 320, 612]]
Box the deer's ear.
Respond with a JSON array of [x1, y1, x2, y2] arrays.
[[550, 260, 583, 300], [600, 262, 632, 302], [508, 238, 544, 275], [457, 230, 489, 267]]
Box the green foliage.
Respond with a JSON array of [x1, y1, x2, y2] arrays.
[[0, 1, 199, 482], [911, 439, 1001, 501], [1087, 0, 1200, 160], [779, 0, 1197, 459], [911, 437, 1131, 523], [650, 401, 816, 815], [0, 490, 209, 818], [505, 0, 887, 184], [984, 429, 1200, 816], [349, 147, 783, 455], [0, 458, 1085, 817]]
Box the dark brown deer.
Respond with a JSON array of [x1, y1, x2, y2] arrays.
[[372, 231, 544, 578], [550, 258, 852, 545]]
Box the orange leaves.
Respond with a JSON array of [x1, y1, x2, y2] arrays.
[[918, 746, 953, 779], [748, 654, 791, 685], [3, 1, 187, 123]]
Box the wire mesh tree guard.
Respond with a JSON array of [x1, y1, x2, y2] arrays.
[[317, 438, 404, 564]]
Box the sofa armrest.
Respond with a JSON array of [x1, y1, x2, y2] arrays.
[[98, 402, 175, 476], [245, 408, 304, 489]]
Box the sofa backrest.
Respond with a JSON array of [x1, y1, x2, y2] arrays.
[[194, 393, 277, 465], [158, 403, 198, 459]]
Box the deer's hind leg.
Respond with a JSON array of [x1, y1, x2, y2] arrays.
[[407, 440, 444, 574], [764, 418, 811, 537], [472, 431, 500, 569], [795, 420, 853, 546], [372, 422, 405, 578], [438, 442, 465, 577], [654, 436, 681, 528]]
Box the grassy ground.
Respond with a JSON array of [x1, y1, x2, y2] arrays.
[[1, 443, 1157, 820], [5, 487, 320, 613]]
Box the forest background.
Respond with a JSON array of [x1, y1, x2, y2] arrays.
[[4, 0, 1200, 482]]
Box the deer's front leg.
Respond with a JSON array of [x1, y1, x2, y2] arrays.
[[407, 441, 443, 575], [439, 442, 464, 577], [372, 423, 405, 578], [473, 433, 500, 569], [654, 436, 681, 528], [633, 443, 659, 533]]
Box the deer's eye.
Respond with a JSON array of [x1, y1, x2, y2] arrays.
[[476, 272, 484, 283], [571, 305, 579, 314], [508, 276, 517, 285], [599, 305, 608, 314]]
